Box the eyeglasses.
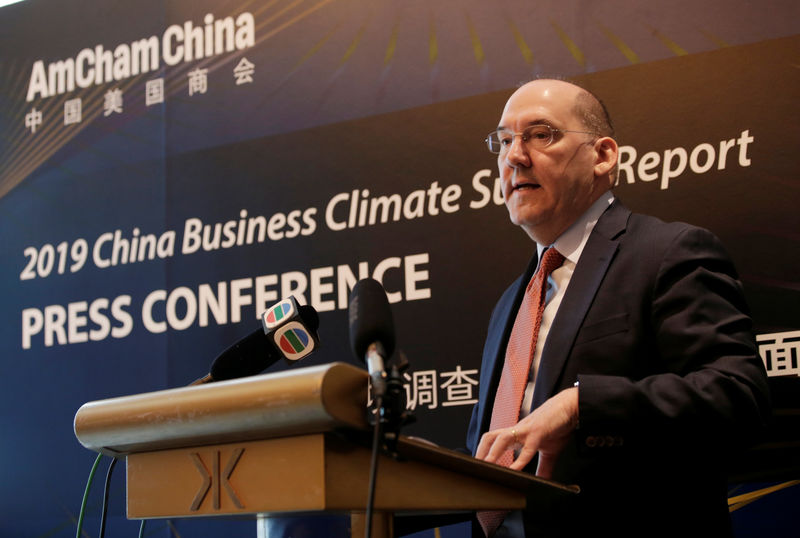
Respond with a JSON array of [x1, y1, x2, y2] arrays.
[[485, 124, 599, 154]]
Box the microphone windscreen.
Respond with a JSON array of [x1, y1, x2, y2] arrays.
[[208, 298, 320, 382], [298, 304, 320, 331], [348, 278, 395, 361], [209, 327, 278, 381]]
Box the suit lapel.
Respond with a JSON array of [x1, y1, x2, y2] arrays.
[[531, 201, 629, 408], [476, 253, 539, 437]]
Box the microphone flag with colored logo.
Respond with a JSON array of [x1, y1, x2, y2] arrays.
[[261, 296, 319, 361]]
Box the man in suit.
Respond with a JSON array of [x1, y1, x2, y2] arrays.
[[466, 79, 770, 537]]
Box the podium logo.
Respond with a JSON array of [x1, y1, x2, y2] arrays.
[[190, 448, 245, 511]]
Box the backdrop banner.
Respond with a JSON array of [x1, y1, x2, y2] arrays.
[[1, 0, 797, 536]]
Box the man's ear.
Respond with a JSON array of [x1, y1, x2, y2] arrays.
[[593, 136, 618, 181]]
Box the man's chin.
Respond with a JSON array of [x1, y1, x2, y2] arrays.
[[506, 209, 557, 244], [507, 209, 545, 230]]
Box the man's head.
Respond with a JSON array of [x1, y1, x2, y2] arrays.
[[491, 79, 618, 245]]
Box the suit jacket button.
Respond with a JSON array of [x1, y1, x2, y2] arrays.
[[605, 436, 615, 447], [585, 436, 597, 448]]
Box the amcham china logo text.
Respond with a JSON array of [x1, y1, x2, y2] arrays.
[[26, 12, 255, 102]]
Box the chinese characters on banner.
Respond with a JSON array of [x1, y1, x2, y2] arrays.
[[365, 331, 800, 415], [25, 107, 43, 132], [25, 58, 255, 133], [103, 88, 123, 116], [368, 365, 480, 410], [757, 330, 800, 377]]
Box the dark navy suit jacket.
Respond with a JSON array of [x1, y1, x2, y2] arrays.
[[466, 200, 770, 537]]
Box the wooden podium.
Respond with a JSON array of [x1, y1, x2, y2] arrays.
[[74, 362, 577, 537]]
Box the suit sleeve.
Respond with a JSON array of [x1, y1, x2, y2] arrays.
[[576, 226, 770, 450]]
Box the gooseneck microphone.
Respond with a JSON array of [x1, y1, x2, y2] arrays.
[[191, 296, 320, 384], [348, 278, 395, 398]]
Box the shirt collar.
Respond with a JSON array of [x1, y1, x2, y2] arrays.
[[536, 191, 615, 265]]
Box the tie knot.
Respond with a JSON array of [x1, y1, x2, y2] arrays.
[[539, 247, 565, 277]]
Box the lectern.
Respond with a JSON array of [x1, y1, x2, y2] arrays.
[[74, 362, 577, 537]]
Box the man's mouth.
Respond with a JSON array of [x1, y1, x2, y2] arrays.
[[512, 181, 540, 192]]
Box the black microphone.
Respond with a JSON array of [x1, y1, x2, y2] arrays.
[[191, 296, 320, 384], [348, 278, 395, 397]]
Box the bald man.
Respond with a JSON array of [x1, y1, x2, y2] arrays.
[[466, 79, 769, 537]]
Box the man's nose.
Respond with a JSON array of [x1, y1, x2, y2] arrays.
[[504, 135, 530, 167]]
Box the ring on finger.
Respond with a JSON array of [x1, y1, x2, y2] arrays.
[[511, 428, 519, 445]]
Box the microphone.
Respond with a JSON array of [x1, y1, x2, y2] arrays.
[[191, 296, 320, 384], [348, 278, 395, 397]]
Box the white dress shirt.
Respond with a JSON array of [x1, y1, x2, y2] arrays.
[[519, 191, 615, 418]]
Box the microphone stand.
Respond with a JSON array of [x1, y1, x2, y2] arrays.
[[364, 356, 414, 538]]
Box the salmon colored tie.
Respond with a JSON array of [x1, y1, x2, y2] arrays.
[[477, 247, 565, 537]]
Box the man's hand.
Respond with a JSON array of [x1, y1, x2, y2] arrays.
[[475, 386, 579, 479]]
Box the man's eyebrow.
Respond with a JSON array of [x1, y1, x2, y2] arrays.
[[496, 119, 555, 131], [527, 118, 556, 127]]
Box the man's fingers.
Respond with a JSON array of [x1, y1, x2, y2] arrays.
[[475, 431, 497, 460], [477, 429, 518, 464], [508, 445, 537, 471], [485, 431, 514, 463]]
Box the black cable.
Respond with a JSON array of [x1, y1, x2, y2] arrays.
[[76, 453, 104, 538], [365, 395, 384, 538], [98, 457, 118, 538]]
